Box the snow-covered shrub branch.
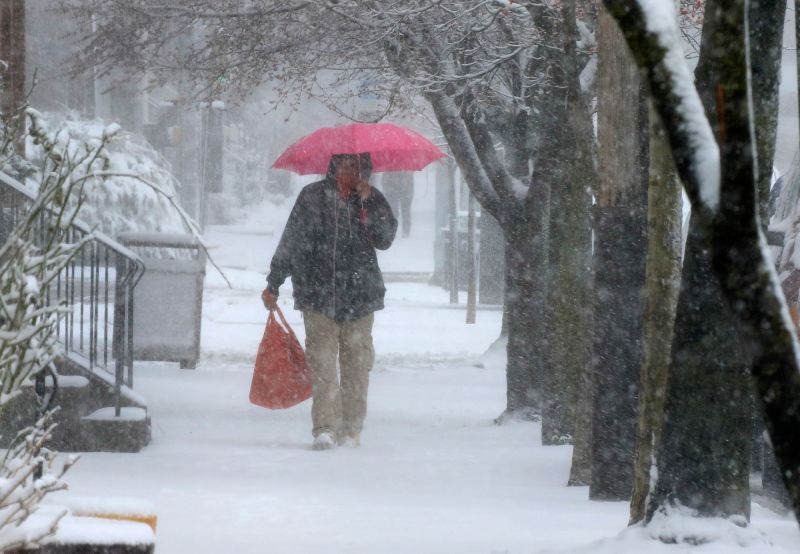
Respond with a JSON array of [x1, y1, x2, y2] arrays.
[[0, 107, 99, 549], [0, 412, 76, 551], [25, 114, 187, 237], [0, 109, 101, 405]]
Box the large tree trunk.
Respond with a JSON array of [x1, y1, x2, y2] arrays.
[[752, 0, 788, 504], [589, 7, 648, 501], [568, 352, 594, 485], [421, 86, 550, 424], [644, 0, 773, 522], [710, 29, 800, 528], [502, 206, 550, 420], [603, 0, 800, 526], [478, 213, 504, 306], [493, 110, 532, 341], [646, 219, 752, 522], [629, 106, 683, 524], [542, 0, 594, 447]]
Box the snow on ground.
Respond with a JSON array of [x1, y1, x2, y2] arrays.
[[61, 197, 800, 553]]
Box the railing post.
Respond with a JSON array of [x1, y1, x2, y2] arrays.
[[127, 271, 135, 389], [113, 255, 126, 417]]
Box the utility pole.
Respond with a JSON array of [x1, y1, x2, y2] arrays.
[[466, 193, 477, 323], [448, 159, 459, 304], [199, 100, 224, 229]]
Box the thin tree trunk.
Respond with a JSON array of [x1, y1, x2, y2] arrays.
[[749, 0, 783, 230], [590, 6, 648, 501], [448, 160, 459, 305], [466, 193, 477, 324], [796, 0, 800, 173], [754, 0, 790, 503], [629, 105, 683, 524]]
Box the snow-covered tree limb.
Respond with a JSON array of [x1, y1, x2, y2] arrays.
[[602, 0, 720, 214]]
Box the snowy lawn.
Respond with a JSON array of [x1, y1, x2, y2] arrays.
[[59, 213, 800, 553]]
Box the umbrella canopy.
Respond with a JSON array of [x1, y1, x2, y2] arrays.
[[272, 122, 445, 175]]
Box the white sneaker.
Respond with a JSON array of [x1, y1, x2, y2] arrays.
[[312, 432, 336, 451], [339, 433, 361, 448]]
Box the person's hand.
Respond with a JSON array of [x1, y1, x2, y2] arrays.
[[355, 179, 372, 200], [261, 289, 278, 311]]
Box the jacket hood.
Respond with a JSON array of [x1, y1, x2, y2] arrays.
[[325, 153, 373, 182]]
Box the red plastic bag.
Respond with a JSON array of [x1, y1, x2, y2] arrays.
[[249, 306, 312, 409]]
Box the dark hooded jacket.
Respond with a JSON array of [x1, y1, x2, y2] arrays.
[[266, 157, 398, 322]]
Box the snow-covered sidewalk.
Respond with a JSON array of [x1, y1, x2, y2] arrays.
[[58, 209, 800, 553]]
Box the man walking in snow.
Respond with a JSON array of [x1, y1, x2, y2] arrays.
[[262, 153, 397, 450]]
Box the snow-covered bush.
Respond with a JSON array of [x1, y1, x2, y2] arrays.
[[0, 412, 76, 551], [26, 113, 187, 237], [0, 107, 102, 549]]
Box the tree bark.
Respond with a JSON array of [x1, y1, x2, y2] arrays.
[[388, 13, 591, 427], [603, 0, 800, 526], [568, 351, 594, 486], [0, 0, 26, 150], [629, 105, 683, 524], [644, 0, 757, 522], [749, 0, 785, 490], [749, 0, 783, 229], [448, 159, 459, 305], [796, 0, 800, 177], [542, 0, 595, 447], [502, 206, 550, 419], [589, 6, 648, 501], [466, 193, 477, 324]]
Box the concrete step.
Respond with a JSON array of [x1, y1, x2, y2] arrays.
[[0, 379, 151, 453], [80, 408, 151, 453], [56, 353, 147, 410], [0, 376, 92, 451]]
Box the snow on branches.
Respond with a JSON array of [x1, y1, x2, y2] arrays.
[[0, 107, 93, 550], [0, 412, 76, 551], [26, 113, 186, 237], [603, 0, 720, 213], [0, 109, 97, 406]]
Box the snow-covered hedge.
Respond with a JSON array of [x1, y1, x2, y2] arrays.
[[26, 114, 187, 237]]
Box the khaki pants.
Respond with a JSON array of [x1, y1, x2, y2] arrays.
[[303, 311, 375, 438]]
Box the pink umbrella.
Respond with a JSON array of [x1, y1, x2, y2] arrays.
[[272, 122, 445, 175]]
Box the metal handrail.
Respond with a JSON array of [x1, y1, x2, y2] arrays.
[[0, 170, 145, 414], [0, 171, 145, 263]]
